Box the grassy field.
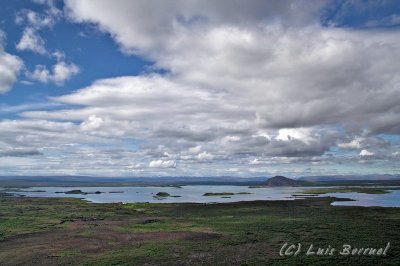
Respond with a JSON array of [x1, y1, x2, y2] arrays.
[[0, 195, 399, 265]]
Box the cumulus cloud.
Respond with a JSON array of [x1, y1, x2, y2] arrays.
[[14, 4, 80, 87], [2, 0, 400, 176], [80, 115, 104, 131], [149, 160, 177, 168], [27, 60, 80, 85], [197, 151, 214, 161], [15, 1, 61, 54], [0, 33, 24, 94], [15, 9, 57, 29], [64, 0, 325, 53], [62, 0, 400, 135], [338, 136, 389, 150], [16, 27, 46, 54], [360, 149, 374, 157]]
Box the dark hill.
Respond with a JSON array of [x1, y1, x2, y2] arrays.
[[264, 176, 300, 187]]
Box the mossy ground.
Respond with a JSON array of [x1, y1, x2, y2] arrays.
[[0, 196, 399, 265]]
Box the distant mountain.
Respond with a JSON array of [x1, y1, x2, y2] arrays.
[[264, 176, 301, 187], [0, 175, 266, 187], [2, 174, 399, 188]]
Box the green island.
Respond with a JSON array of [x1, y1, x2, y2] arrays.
[[203, 192, 252, 196], [153, 192, 181, 199], [1, 195, 399, 265], [203, 192, 235, 196], [59, 190, 87, 195], [155, 192, 171, 197], [55, 190, 104, 195]]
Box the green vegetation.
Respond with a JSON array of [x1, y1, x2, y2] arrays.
[[63, 190, 87, 195], [203, 192, 252, 196], [0, 195, 399, 265], [203, 192, 235, 196], [54, 190, 104, 195], [153, 192, 181, 199], [301, 187, 394, 195], [155, 192, 170, 197]]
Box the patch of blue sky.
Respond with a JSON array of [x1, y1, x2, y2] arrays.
[[0, 0, 153, 118], [320, 0, 400, 28], [377, 134, 400, 144]]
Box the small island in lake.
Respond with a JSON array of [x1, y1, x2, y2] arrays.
[[155, 192, 170, 197], [56, 190, 104, 195], [203, 192, 252, 196]]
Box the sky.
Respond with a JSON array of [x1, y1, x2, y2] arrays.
[[0, 0, 400, 178]]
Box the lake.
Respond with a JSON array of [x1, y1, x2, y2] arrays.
[[329, 189, 400, 207], [4, 185, 400, 207]]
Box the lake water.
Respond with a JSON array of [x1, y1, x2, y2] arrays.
[[4, 186, 400, 207], [329, 190, 400, 207]]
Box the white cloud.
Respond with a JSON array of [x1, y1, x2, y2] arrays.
[[16, 27, 46, 54], [15, 1, 62, 55], [149, 160, 176, 168], [3, 1, 400, 176], [360, 149, 374, 156], [31, 0, 60, 12], [338, 136, 389, 151], [52, 50, 65, 60], [62, 1, 400, 136], [276, 128, 316, 144], [15, 9, 56, 29], [338, 137, 363, 149], [248, 158, 262, 165], [64, 0, 325, 53], [188, 145, 202, 155], [52, 61, 80, 83], [0, 102, 63, 113], [80, 115, 104, 131], [197, 151, 214, 161], [28, 60, 80, 85], [0, 33, 24, 93]]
